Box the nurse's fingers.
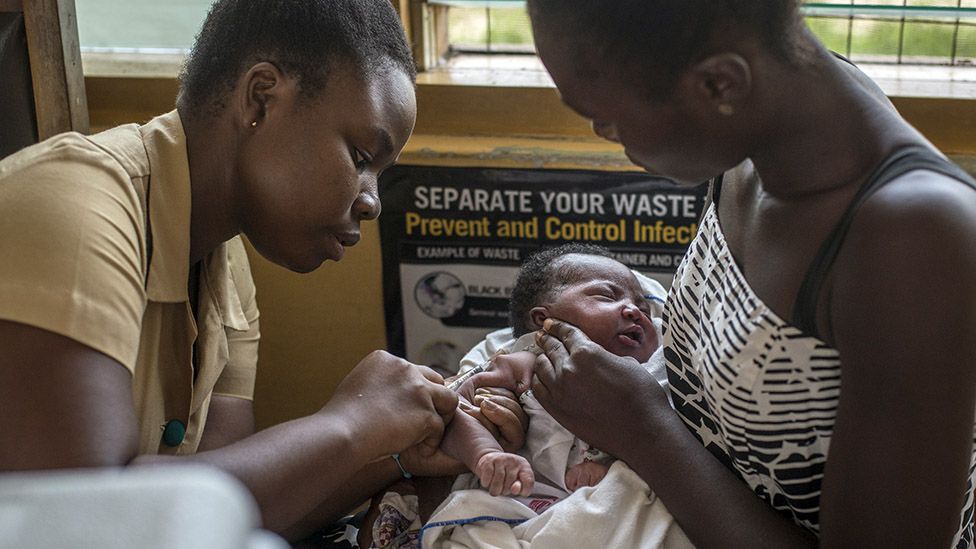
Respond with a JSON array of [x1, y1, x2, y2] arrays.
[[414, 366, 457, 452], [474, 388, 524, 424], [418, 365, 446, 386], [418, 365, 458, 419], [478, 395, 528, 453]]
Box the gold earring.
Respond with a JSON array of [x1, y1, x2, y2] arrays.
[[718, 104, 734, 116], [250, 120, 258, 127]]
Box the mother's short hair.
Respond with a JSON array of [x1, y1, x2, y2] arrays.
[[527, 0, 805, 101]]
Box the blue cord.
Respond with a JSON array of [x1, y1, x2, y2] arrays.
[[391, 453, 413, 479]]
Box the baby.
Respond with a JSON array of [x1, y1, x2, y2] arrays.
[[441, 242, 660, 498]]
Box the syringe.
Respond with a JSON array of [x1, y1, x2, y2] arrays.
[[446, 359, 490, 392]]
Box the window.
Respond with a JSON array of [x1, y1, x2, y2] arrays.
[[76, 0, 209, 51], [411, 0, 537, 72], [805, 2, 976, 66], [412, 1, 976, 71], [74, 0, 976, 96], [442, 0, 534, 54]]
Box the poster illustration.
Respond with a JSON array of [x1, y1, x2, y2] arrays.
[[378, 165, 707, 376]]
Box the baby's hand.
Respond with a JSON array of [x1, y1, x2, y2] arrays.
[[475, 451, 534, 497], [564, 460, 611, 492], [459, 351, 535, 402]]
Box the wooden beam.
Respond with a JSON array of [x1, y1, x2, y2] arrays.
[[392, 0, 411, 42], [0, 0, 23, 13], [432, 4, 449, 62], [409, 0, 429, 72], [22, 0, 89, 138]]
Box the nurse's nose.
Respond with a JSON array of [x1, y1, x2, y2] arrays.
[[354, 184, 381, 221]]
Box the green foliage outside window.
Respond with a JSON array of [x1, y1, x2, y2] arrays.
[[76, 0, 975, 65]]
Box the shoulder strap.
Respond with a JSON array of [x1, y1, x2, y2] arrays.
[[699, 172, 724, 225], [792, 145, 976, 339], [710, 172, 723, 208]]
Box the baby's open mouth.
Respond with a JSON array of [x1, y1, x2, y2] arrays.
[[620, 326, 643, 342]]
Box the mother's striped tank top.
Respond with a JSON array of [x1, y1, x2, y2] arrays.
[[663, 147, 976, 546]]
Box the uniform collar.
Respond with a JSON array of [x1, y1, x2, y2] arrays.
[[139, 110, 192, 303]]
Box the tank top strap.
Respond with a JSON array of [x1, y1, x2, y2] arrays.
[[792, 145, 976, 339]]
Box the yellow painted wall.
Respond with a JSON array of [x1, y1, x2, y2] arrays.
[[85, 73, 976, 430], [242, 229, 387, 428]]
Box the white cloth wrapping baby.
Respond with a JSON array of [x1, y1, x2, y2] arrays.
[[420, 461, 693, 549], [419, 271, 691, 548]]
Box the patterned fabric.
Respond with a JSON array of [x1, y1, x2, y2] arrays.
[[371, 492, 421, 549], [663, 202, 976, 547], [301, 510, 367, 548]]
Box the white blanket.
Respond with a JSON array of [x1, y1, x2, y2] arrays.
[[420, 271, 685, 548], [419, 461, 693, 549]]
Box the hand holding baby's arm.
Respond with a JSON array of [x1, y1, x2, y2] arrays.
[[441, 396, 533, 497], [459, 351, 536, 403], [442, 351, 535, 497], [476, 450, 534, 497]]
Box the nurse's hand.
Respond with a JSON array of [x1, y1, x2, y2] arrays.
[[394, 387, 526, 476], [468, 387, 528, 453], [396, 441, 467, 477], [457, 352, 535, 403], [532, 318, 669, 459], [323, 350, 458, 463]]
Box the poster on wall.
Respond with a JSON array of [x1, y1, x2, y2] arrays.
[[378, 165, 707, 376]]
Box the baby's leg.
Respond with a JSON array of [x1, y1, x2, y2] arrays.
[[564, 460, 611, 492], [476, 451, 535, 497]]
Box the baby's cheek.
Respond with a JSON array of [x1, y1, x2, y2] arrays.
[[646, 322, 661, 350]]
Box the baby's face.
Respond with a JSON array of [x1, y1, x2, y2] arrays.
[[542, 255, 659, 362]]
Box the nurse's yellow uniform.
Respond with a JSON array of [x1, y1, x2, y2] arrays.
[[0, 111, 259, 455]]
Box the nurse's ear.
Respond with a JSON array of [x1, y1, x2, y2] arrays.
[[683, 52, 752, 118], [529, 306, 551, 331], [237, 61, 298, 131]]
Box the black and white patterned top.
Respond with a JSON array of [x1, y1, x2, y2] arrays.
[[663, 199, 976, 547]]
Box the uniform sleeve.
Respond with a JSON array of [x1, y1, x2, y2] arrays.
[[213, 237, 260, 400], [0, 136, 147, 371]]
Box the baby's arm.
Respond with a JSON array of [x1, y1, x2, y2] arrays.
[[457, 351, 536, 403], [441, 397, 534, 497], [564, 459, 613, 492]]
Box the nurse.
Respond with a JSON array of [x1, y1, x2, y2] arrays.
[[0, 0, 511, 542]]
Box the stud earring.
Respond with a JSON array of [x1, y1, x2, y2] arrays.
[[250, 120, 258, 127], [718, 104, 734, 116]]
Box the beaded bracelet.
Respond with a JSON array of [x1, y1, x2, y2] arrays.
[[391, 453, 413, 479]]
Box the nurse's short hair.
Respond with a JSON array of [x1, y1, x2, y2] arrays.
[[509, 243, 616, 337], [178, 0, 415, 117], [527, 0, 804, 100]]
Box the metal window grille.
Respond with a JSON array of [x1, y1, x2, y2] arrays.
[[804, 3, 976, 66], [428, 1, 976, 66]]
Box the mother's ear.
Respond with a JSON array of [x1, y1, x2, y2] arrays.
[[685, 53, 752, 117], [236, 61, 297, 131], [529, 306, 550, 331]]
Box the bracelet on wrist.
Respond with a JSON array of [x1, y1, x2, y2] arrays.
[[391, 453, 413, 479]]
